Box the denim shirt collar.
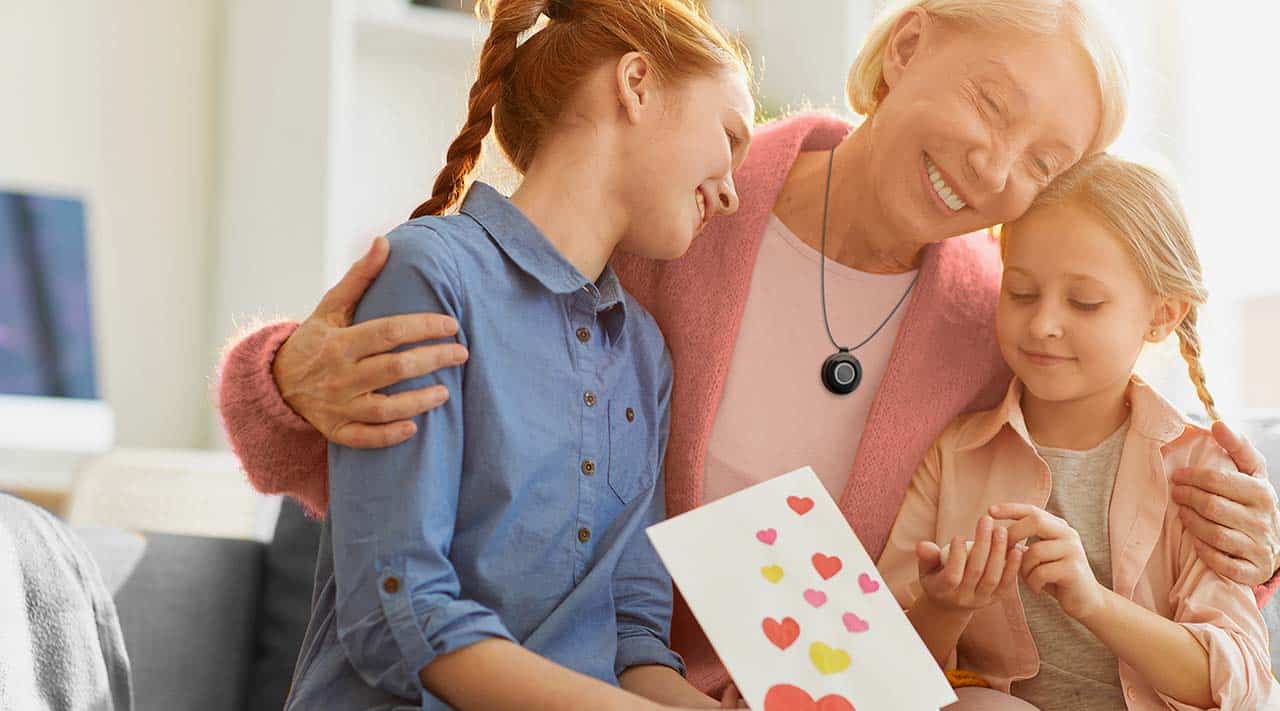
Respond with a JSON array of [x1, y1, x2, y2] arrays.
[[459, 182, 626, 317]]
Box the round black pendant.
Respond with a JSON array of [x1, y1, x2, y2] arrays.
[[822, 350, 862, 395]]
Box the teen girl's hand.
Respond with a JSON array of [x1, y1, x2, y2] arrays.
[[990, 503, 1105, 621], [916, 515, 1023, 613], [271, 236, 469, 448], [720, 683, 749, 708], [1171, 421, 1280, 586]]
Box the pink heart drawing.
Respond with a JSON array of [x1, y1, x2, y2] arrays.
[[842, 612, 870, 633], [857, 573, 881, 594], [803, 588, 828, 608], [756, 528, 778, 545]]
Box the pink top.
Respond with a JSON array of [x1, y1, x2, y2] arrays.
[[703, 214, 918, 503], [877, 376, 1279, 709], [214, 113, 1278, 694]]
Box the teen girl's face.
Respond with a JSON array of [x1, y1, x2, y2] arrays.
[[996, 203, 1162, 407], [617, 67, 754, 260], [867, 13, 1103, 246]]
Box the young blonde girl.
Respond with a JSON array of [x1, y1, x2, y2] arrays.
[[284, 1, 755, 710], [878, 154, 1278, 710]]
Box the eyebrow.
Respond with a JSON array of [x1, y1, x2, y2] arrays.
[[1005, 265, 1108, 285]]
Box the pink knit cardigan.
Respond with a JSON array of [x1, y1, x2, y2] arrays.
[[215, 113, 1015, 692]]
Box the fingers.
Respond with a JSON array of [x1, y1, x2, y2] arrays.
[[329, 420, 418, 450], [351, 343, 469, 394], [350, 387, 450, 424], [1170, 482, 1253, 530], [1177, 504, 1260, 561], [1210, 421, 1265, 478], [916, 540, 943, 576], [720, 683, 743, 709], [961, 517, 995, 592], [1019, 538, 1074, 580], [1172, 465, 1274, 509], [1024, 559, 1072, 595], [996, 545, 1024, 597], [975, 524, 1008, 599], [314, 237, 391, 324], [346, 313, 461, 360], [990, 504, 1069, 543], [1190, 538, 1267, 586]]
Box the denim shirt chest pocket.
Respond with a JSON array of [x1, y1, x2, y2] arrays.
[[607, 394, 658, 505]]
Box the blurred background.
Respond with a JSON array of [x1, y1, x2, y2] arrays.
[[0, 1, 1278, 707]]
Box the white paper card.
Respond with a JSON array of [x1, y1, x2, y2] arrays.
[[647, 466, 957, 711]]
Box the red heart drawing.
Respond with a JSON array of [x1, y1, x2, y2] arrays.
[[811, 553, 843, 580], [787, 496, 815, 515], [842, 612, 870, 633], [764, 684, 857, 711], [857, 573, 881, 594], [762, 616, 801, 650], [803, 588, 828, 608], [756, 528, 778, 545]]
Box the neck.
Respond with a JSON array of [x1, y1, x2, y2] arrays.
[[509, 138, 624, 283], [1020, 378, 1132, 450], [774, 121, 925, 274]]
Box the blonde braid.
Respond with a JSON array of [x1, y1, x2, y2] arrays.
[[1175, 307, 1220, 422]]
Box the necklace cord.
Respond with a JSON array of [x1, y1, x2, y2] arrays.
[[817, 148, 921, 354]]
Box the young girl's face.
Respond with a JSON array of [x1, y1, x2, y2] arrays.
[[996, 202, 1160, 405], [616, 67, 755, 260]]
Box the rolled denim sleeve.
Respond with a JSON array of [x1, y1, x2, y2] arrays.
[[329, 226, 515, 699], [613, 354, 684, 678]]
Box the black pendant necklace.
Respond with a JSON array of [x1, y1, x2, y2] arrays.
[[818, 148, 920, 396]]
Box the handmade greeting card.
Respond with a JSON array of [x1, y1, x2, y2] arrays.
[[646, 467, 957, 711]]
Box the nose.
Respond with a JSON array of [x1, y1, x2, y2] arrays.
[[713, 174, 739, 217], [966, 140, 1016, 196], [1028, 301, 1064, 340]]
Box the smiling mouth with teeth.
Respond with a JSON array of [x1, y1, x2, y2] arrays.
[[925, 155, 967, 212]]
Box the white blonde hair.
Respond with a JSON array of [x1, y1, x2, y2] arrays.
[[847, 0, 1128, 153], [1005, 154, 1219, 421]]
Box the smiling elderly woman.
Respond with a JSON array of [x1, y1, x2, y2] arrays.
[[215, 0, 1280, 707]]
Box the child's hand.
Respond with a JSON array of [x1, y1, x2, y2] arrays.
[[990, 503, 1105, 621], [916, 515, 1022, 613], [720, 683, 749, 708]]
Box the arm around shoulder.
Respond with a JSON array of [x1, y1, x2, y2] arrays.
[[215, 320, 330, 517]]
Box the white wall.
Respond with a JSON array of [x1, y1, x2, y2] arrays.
[[0, 1, 224, 449]]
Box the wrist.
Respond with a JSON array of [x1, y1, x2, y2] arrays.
[[1072, 583, 1113, 627], [919, 594, 977, 622]]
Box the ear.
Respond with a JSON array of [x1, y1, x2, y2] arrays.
[[882, 9, 931, 91], [1147, 296, 1191, 343], [615, 51, 655, 124]]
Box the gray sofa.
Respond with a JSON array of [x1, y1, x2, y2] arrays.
[[87, 499, 322, 711]]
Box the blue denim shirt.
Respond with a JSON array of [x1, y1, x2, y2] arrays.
[[285, 183, 681, 710]]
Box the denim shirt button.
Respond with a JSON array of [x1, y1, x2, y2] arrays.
[[576, 327, 591, 343], [581, 460, 596, 476], [577, 527, 591, 543], [382, 577, 400, 594], [584, 392, 597, 407]]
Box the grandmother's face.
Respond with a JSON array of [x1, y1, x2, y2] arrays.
[[865, 12, 1104, 243]]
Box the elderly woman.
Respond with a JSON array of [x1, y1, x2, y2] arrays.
[[216, 0, 1280, 707]]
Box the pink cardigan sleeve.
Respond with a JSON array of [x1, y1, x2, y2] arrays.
[[214, 321, 330, 518]]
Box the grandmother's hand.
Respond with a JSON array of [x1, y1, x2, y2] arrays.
[[271, 236, 469, 449], [1172, 421, 1280, 586]]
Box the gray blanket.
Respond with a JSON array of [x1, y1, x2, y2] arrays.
[[0, 494, 133, 710]]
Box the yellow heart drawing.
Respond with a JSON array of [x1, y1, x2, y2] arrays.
[[809, 642, 851, 675], [760, 565, 784, 584]]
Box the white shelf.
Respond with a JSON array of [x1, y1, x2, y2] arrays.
[[356, 0, 483, 52]]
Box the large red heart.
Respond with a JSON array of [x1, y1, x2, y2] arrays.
[[761, 616, 801, 650], [787, 496, 815, 515], [764, 684, 856, 711], [811, 553, 843, 580]]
